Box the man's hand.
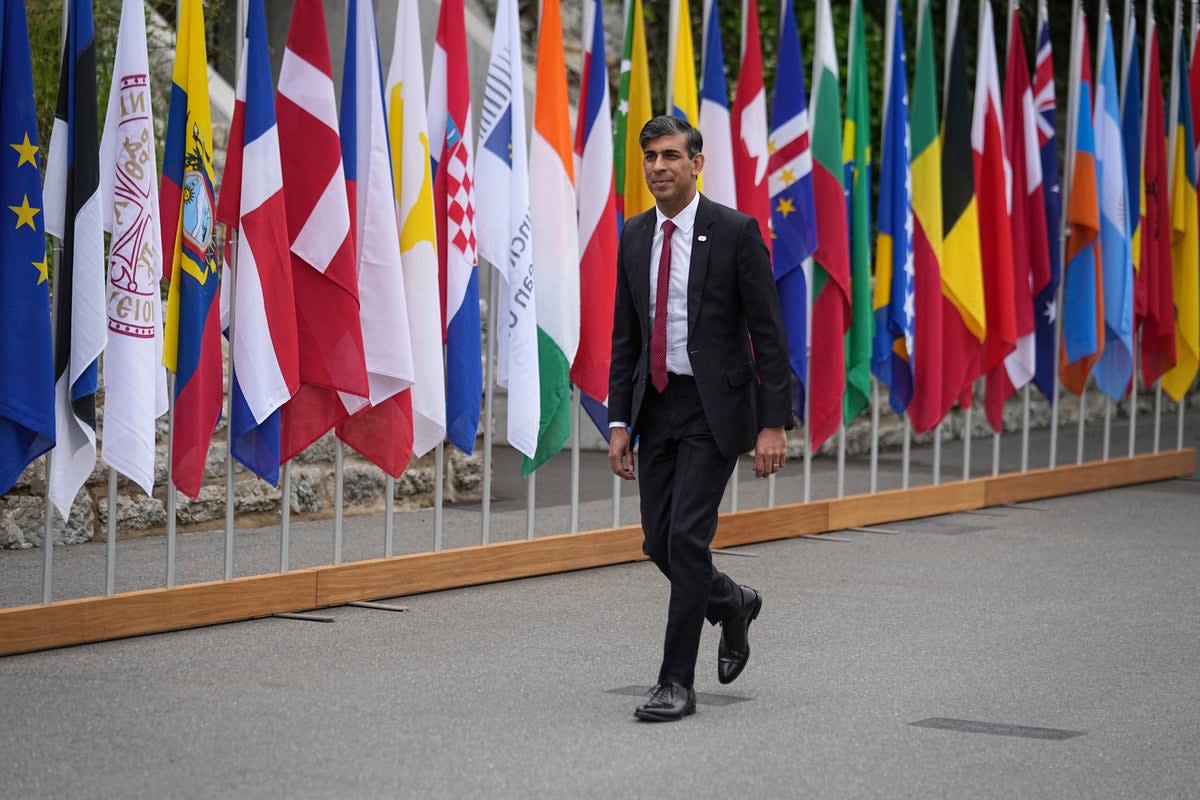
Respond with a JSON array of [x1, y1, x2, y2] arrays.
[[753, 427, 787, 478], [609, 427, 636, 480]]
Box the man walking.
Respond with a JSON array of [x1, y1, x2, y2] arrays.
[[608, 116, 792, 721]]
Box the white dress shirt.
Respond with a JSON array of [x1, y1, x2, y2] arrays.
[[611, 192, 700, 430]]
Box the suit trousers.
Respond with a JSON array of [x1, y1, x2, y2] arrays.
[[637, 374, 743, 688]]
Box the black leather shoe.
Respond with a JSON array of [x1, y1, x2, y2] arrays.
[[718, 585, 762, 684], [634, 682, 697, 722]]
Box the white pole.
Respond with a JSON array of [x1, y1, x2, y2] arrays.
[[869, 380, 880, 493], [731, 461, 740, 512], [224, 230, 238, 581], [767, 471, 776, 507], [482, 268, 497, 545], [1021, 384, 1031, 471], [1077, 388, 1087, 463], [1103, 397, 1113, 459], [280, 461, 290, 572], [527, 472, 535, 539], [992, 430, 1001, 477], [384, 474, 395, 558], [1154, 382, 1163, 451], [334, 439, 344, 564], [1177, 388, 1187, 449], [1128, 349, 1139, 457], [41, 464, 53, 604], [106, 470, 117, 596], [611, 472, 620, 529], [836, 425, 846, 497], [932, 421, 942, 485], [166, 375, 177, 587], [570, 387, 580, 534], [434, 441, 444, 551], [902, 415, 911, 489], [962, 403, 973, 481]]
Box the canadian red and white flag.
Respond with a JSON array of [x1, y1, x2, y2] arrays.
[[730, 0, 771, 251]]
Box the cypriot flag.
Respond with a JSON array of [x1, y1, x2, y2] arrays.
[[477, 0, 540, 458], [527, 0, 580, 474], [386, 0, 446, 457]]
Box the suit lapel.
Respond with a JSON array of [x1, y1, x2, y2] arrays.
[[687, 194, 715, 338], [630, 211, 654, 332]]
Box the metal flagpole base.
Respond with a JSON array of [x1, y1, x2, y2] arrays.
[[346, 601, 410, 612], [272, 612, 335, 623]]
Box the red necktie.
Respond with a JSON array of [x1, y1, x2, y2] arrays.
[[651, 219, 676, 392]]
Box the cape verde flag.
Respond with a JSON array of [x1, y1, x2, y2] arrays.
[[429, 0, 482, 454], [768, 0, 815, 420], [214, 0, 299, 485]]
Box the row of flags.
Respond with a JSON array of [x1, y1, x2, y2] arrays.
[[2, 0, 1200, 517]]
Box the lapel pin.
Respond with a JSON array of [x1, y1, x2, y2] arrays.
[[697, 234, 708, 242]]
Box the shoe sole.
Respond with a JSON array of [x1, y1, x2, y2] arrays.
[[634, 705, 697, 722], [718, 593, 762, 685]]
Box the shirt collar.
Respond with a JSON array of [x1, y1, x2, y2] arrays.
[[654, 190, 700, 235]]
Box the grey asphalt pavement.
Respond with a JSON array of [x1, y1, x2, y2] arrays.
[[0, 410, 1198, 798]]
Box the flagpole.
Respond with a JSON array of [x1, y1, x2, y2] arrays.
[[527, 472, 535, 539], [106, 470, 117, 595], [836, 425, 846, 497], [42, 237, 65, 604], [166, 375, 177, 587], [992, 429, 1001, 477], [482, 265, 497, 545], [803, 353, 813, 503], [224, 230, 238, 581], [1129, 350, 1139, 456], [1163, 0, 1184, 455], [1122, 0, 1139, 461], [869, 381, 880, 493], [611, 472, 620, 528], [1021, 384, 1031, 470], [334, 439, 344, 564], [932, 420, 942, 485], [1059, 0, 1084, 470], [1103, 397, 1113, 459], [902, 415, 912, 488], [280, 461, 290, 572], [1154, 383, 1164, 451], [962, 399, 973, 481], [434, 443, 444, 552], [570, 387, 580, 533]]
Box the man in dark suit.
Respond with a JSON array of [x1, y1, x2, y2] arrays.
[[608, 116, 792, 722]]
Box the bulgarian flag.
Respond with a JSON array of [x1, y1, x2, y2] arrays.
[[527, 0, 579, 474], [807, 0, 851, 450]]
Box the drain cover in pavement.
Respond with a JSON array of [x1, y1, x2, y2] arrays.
[[909, 717, 1084, 740], [606, 686, 751, 706]]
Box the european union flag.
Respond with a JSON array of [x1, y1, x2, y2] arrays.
[[0, 0, 54, 494]]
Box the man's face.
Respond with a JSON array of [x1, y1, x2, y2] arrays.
[[642, 132, 703, 207]]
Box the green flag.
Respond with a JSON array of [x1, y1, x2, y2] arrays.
[[843, 0, 873, 423]]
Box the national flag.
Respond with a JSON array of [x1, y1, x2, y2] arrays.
[[973, 0, 1017, 433], [333, 0, 416, 478], [1164, 24, 1200, 400], [1121, 3, 1143, 310], [526, 0, 580, 475], [699, 0, 736, 208], [807, 0, 851, 450], [1137, 3, 1176, 386], [1033, 2, 1063, 402], [843, 0, 873, 424], [872, 0, 915, 416], [668, 0, 699, 125], [995, 5, 1051, 431], [940, 0, 987, 411], [572, 0, 619, 406], [429, 0, 483, 454], [214, 0, 299, 485], [731, 0, 771, 249], [1060, 9, 1104, 396], [908, 0, 948, 434], [1091, 13, 1134, 401], [386, 0, 447, 458], [615, 0, 654, 224], [43, 0, 105, 517], [98, 0, 165, 495], [275, 0, 369, 461], [0, 0, 54, 495], [477, 0, 539, 458], [768, 0, 815, 421]]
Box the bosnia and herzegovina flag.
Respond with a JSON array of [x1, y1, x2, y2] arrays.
[[908, 0, 947, 435], [1091, 14, 1134, 401], [873, 0, 914, 417], [940, 0, 987, 412], [43, 0, 105, 519], [1164, 24, 1200, 401], [1060, 10, 1104, 397], [161, 0, 223, 499], [0, 0, 54, 495]]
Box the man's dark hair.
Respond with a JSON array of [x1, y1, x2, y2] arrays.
[[639, 115, 704, 158]]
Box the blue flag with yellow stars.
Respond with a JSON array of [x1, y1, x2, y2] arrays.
[[0, 0, 55, 494]]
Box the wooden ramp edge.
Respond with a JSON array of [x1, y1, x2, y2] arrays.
[[1, 449, 1192, 656]]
